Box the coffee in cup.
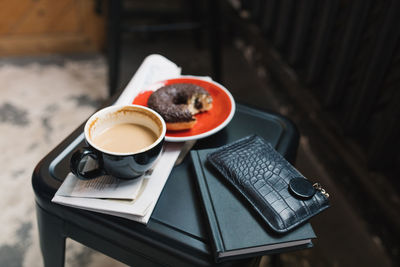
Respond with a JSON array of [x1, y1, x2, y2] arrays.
[[70, 105, 166, 179], [92, 122, 158, 153]]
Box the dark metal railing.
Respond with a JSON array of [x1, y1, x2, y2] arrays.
[[232, 0, 400, 173]]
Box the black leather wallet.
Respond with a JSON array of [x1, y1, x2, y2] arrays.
[[207, 135, 330, 233]]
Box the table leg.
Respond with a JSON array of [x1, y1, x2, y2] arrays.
[[207, 0, 223, 83], [36, 204, 66, 267], [106, 0, 122, 96]]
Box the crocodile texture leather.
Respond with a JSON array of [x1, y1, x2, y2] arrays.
[[207, 135, 330, 233]]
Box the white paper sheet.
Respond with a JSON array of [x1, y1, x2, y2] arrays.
[[56, 173, 144, 200], [52, 142, 182, 218], [114, 54, 182, 106]]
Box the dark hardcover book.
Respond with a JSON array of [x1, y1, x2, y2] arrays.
[[191, 148, 316, 262]]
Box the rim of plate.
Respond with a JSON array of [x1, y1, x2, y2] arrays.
[[162, 76, 236, 142]]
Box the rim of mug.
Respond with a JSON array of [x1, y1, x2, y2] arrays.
[[84, 104, 166, 156]]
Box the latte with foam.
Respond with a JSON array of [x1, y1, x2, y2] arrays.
[[92, 123, 158, 153]]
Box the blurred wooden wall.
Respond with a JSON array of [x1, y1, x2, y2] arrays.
[[0, 0, 106, 56]]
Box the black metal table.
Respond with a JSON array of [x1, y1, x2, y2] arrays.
[[32, 103, 299, 267]]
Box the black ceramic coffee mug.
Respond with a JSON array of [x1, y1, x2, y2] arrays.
[[70, 105, 166, 179]]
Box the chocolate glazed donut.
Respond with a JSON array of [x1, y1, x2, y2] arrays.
[[147, 83, 213, 131]]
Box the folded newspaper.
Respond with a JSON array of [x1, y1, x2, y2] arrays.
[[52, 54, 185, 224]]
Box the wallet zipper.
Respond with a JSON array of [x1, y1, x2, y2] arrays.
[[313, 183, 330, 198]]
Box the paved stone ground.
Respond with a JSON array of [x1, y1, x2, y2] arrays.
[[0, 56, 132, 267]]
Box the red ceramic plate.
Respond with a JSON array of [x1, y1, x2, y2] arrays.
[[132, 77, 235, 142]]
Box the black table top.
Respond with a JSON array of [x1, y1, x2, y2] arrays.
[[32, 103, 299, 266]]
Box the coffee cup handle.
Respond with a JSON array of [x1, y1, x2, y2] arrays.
[[70, 147, 105, 179]]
